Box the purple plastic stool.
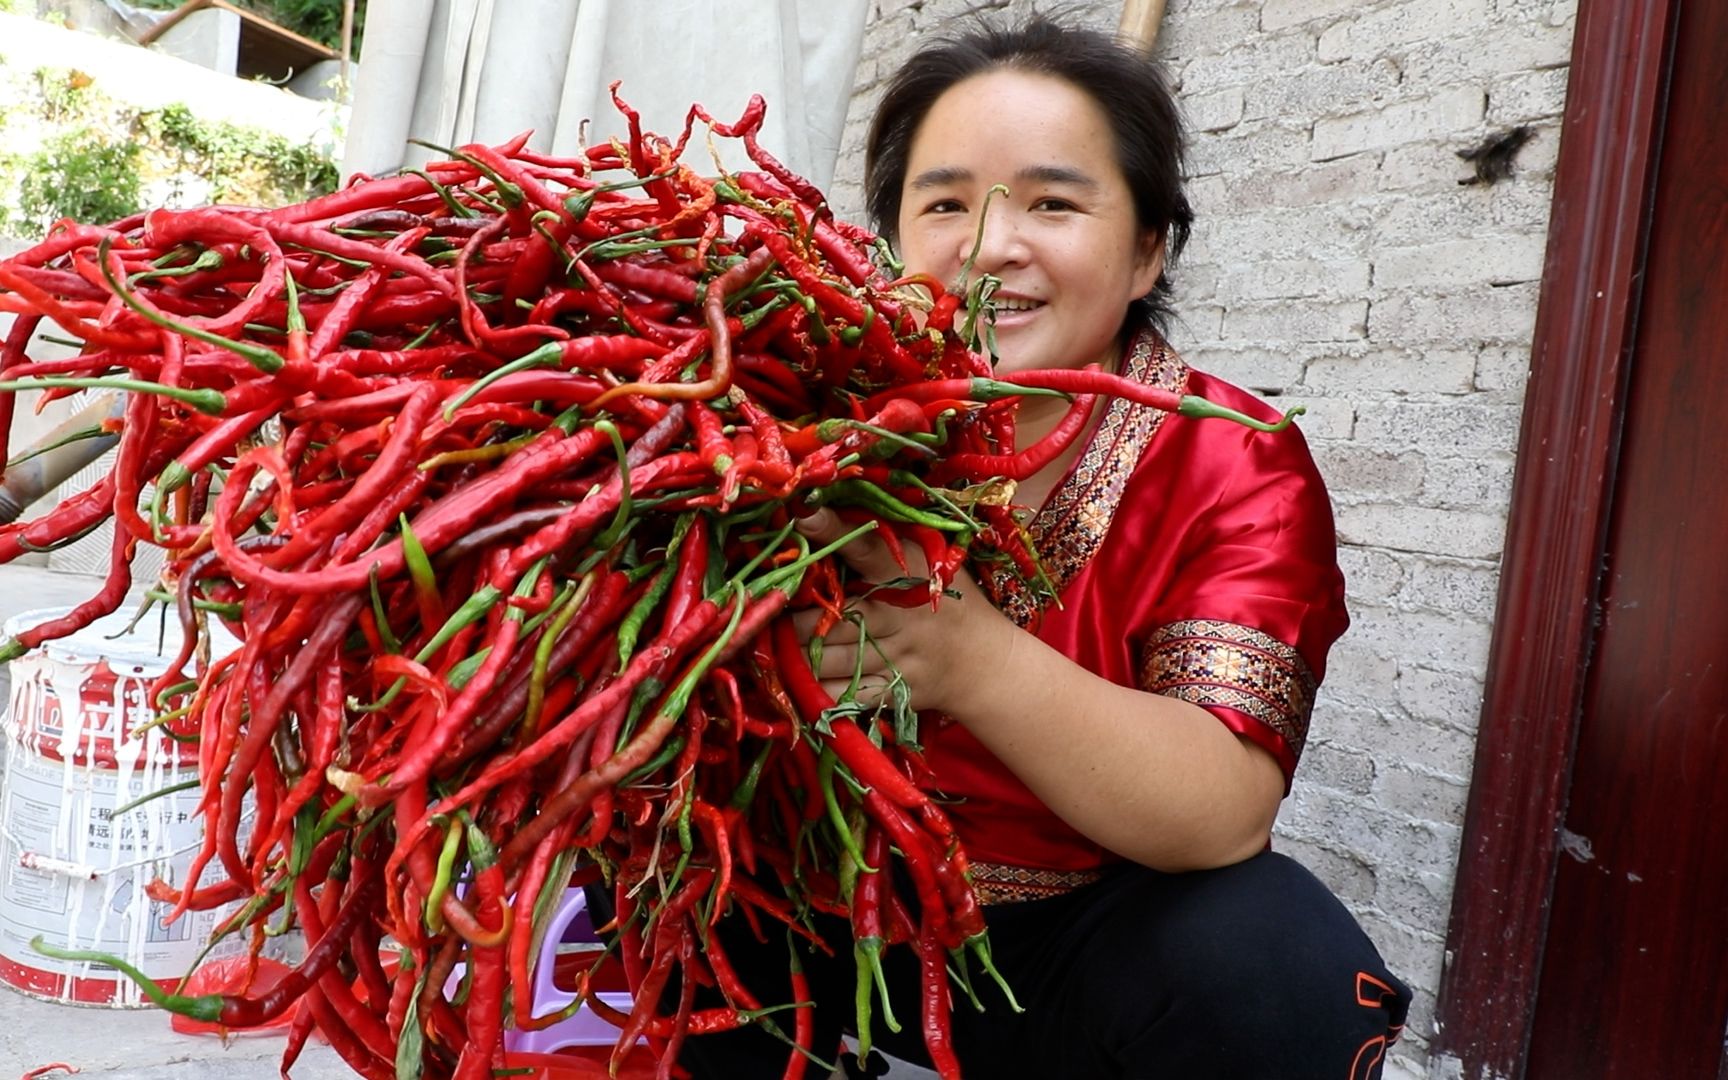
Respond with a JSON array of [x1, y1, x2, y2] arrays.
[[503, 887, 638, 1055]]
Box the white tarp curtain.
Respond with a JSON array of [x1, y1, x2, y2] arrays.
[[341, 0, 870, 193]]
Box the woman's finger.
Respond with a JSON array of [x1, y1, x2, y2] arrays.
[[791, 606, 863, 645], [794, 508, 902, 581]]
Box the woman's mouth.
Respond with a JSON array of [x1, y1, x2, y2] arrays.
[[988, 296, 1043, 317]]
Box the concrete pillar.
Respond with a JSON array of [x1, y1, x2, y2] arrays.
[[152, 6, 241, 78], [288, 58, 345, 101]]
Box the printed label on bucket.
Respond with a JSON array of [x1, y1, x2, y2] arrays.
[[0, 607, 243, 1006]]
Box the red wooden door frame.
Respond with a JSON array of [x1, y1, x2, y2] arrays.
[[1431, 0, 1681, 1075]]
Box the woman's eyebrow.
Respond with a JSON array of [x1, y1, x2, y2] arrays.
[[907, 165, 972, 190], [1017, 164, 1098, 189], [906, 164, 1099, 191]]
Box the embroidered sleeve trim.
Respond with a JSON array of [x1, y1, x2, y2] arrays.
[[1139, 619, 1317, 761]]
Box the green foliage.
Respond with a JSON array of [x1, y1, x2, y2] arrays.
[[0, 68, 145, 233], [0, 67, 337, 239], [259, 0, 367, 53], [150, 102, 338, 203], [7, 130, 143, 231]]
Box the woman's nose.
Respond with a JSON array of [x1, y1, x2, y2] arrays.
[[963, 208, 1028, 277]]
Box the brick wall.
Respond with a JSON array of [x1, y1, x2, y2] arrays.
[[833, 1, 1577, 1073]]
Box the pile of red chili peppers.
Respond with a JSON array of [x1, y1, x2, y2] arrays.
[[0, 90, 1294, 1080]]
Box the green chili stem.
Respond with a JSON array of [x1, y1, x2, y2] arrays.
[[0, 377, 225, 416], [424, 819, 464, 934], [441, 340, 564, 421], [30, 936, 223, 1020], [5, 424, 111, 469], [96, 237, 283, 374], [1177, 395, 1305, 432]]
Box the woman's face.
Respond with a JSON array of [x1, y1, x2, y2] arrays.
[[896, 69, 1164, 375]]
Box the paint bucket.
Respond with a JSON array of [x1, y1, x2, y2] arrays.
[[0, 604, 241, 1005]]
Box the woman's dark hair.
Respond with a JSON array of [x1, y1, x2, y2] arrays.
[[863, 15, 1194, 334]]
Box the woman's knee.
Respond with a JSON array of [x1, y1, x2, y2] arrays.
[[1080, 854, 1409, 1072]]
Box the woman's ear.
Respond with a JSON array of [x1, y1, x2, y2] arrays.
[[1133, 229, 1167, 297]]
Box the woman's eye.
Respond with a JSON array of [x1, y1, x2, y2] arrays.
[[926, 199, 965, 214], [1033, 196, 1076, 212]]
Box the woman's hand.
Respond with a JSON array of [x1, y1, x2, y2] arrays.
[[788, 508, 1015, 715], [788, 507, 1284, 872]]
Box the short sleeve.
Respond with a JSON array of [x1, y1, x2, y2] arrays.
[[1131, 386, 1348, 783]]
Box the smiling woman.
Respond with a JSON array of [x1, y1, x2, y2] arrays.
[[671, 14, 1413, 1080], [894, 70, 1163, 380]]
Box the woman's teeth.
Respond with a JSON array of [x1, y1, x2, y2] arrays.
[[990, 298, 1040, 312]]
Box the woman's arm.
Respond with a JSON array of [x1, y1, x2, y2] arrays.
[[793, 509, 1286, 873]]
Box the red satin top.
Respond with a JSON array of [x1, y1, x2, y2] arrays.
[[923, 329, 1349, 876]]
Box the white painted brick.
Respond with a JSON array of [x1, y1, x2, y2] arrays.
[[1269, 834, 1379, 906], [1368, 284, 1542, 345], [1193, 202, 1373, 262], [1166, 0, 1250, 13], [1421, 453, 1517, 509], [1404, 557, 1503, 619], [1349, 604, 1493, 674], [1312, 85, 1486, 161], [1397, 665, 1484, 733], [1185, 173, 1229, 211], [1362, 912, 1449, 991], [1376, 763, 1471, 826], [1293, 395, 1358, 440], [1506, 120, 1563, 179], [1181, 32, 1317, 94], [1157, 3, 1262, 59], [1304, 347, 1477, 394], [1170, 264, 1218, 304], [1372, 234, 1548, 288], [1325, 635, 1403, 704], [908, 0, 1014, 32], [1401, 20, 1574, 85], [1186, 119, 1313, 177], [1337, 0, 1496, 54], [1312, 444, 1427, 500], [1338, 544, 1408, 602], [1385, 712, 1480, 779], [1169, 303, 1226, 347], [1494, 0, 1577, 26], [1307, 700, 1399, 755], [1216, 154, 1383, 208], [1369, 190, 1486, 247], [1185, 345, 1307, 390], [1284, 787, 1464, 880], [1262, 0, 1358, 32], [1225, 298, 1369, 341], [1182, 86, 1245, 132], [1490, 178, 1560, 231], [1354, 400, 1524, 455], [1243, 58, 1403, 124], [1317, 19, 1352, 62], [1474, 344, 1532, 391], [1373, 865, 1456, 933], [1379, 140, 1484, 192], [1300, 739, 1379, 795], [1388, 1049, 1432, 1080], [1336, 504, 1506, 559], [1217, 257, 1372, 300], [1488, 66, 1571, 123]]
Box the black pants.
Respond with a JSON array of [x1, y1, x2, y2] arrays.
[[670, 851, 1411, 1079]]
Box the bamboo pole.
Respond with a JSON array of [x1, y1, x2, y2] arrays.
[[340, 0, 356, 97], [1118, 0, 1168, 51]]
